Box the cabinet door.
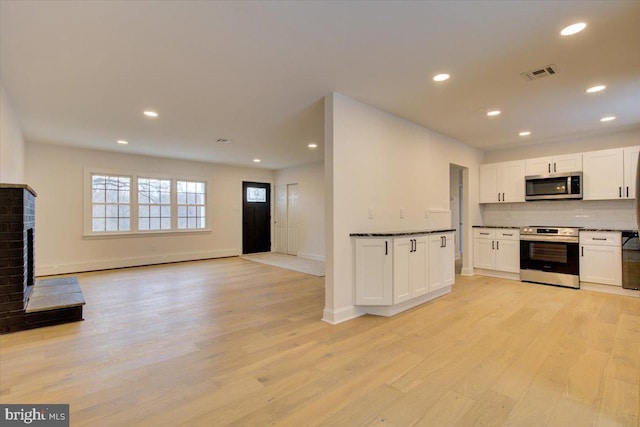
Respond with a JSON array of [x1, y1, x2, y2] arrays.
[[355, 238, 392, 305], [473, 238, 495, 269], [429, 234, 455, 291], [411, 237, 429, 297], [623, 146, 639, 199], [440, 233, 455, 287], [553, 153, 582, 173], [500, 161, 525, 202], [580, 244, 622, 286], [479, 164, 499, 203], [525, 157, 553, 176], [495, 238, 520, 273], [583, 149, 624, 200], [393, 238, 412, 304]]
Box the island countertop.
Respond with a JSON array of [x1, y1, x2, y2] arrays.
[[350, 229, 455, 237]]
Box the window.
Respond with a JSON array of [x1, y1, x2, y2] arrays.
[[86, 170, 208, 235], [91, 175, 131, 232], [177, 180, 206, 229], [138, 178, 171, 230], [246, 187, 267, 202]]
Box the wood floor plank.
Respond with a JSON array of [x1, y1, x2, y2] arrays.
[[1, 257, 639, 425]]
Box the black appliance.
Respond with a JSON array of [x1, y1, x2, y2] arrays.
[[525, 172, 582, 201], [622, 230, 639, 290], [520, 226, 580, 288]]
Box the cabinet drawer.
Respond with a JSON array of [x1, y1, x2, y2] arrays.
[[579, 232, 621, 246], [497, 229, 519, 240], [473, 228, 495, 239]]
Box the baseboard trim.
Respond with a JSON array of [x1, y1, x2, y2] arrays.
[[473, 268, 520, 281], [297, 252, 326, 262], [359, 286, 451, 317], [37, 249, 239, 276], [461, 267, 474, 276], [322, 305, 365, 324], [580, 282, 640, 297]]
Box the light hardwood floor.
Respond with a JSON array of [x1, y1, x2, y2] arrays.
[[1, 257, 639, 426]]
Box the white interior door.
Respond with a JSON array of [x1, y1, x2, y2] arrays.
[[287, 183, 299, 255], [274, 185, 287, 253]]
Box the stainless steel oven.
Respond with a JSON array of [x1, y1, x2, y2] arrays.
[[520, 226, 580, 288]]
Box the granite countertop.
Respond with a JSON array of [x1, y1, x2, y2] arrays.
[[472, 225, 520, 229], [580, 228, 637, 233], [350, 229, 455, 237]]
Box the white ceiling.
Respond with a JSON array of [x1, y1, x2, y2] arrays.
[[1, 1, 639, 170]]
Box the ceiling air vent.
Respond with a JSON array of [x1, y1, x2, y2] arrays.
[[521, 64, 559, 81]]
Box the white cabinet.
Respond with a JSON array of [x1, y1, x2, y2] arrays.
[[428, 233, 455, 292], [355, 238, 392, 305], [579, 232, 622, 286], [479, 161, 525, 203], [583, 147, 640, 200], [623, 146, 639, 199], [393, 236, 428, 304], [525, 154, 582, 176], [473, 228, 520, 274], [354, 232, 455, 314]]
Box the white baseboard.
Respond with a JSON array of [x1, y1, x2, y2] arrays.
[[297, 252, 326, 262], [360, 286, 451, 317], [322, 305, 365, 324], [473, 268, 520, 281], [580, 282, 640, 297], [36, 249, 239, 276], [461, 267, 474, 276]]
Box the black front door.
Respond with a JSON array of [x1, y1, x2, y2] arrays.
[[242, 181, 271, 254]]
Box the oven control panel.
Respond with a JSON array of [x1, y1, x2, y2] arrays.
[[520, 226, 580, 237]]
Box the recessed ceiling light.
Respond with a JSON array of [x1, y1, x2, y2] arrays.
[[116, 140, 129, 145], [487, 110, 501, 117], [308, 143, 318, 149], [560, 22, 587, 36], [586, 85, 606, 93], [600, 116, 616, 122], [143, 110, 158, 118], [519, 131, 531, 137], [253, 158, 261, 163], [433, 73, 450, 82]]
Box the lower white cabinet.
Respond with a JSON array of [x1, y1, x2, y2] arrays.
[[354, 231, 455, 314], [579, 232, 622, 286], [473, 228, 520, 274], [429, 233, 455, 291]]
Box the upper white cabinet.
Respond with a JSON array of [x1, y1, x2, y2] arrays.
[[623, 146, 639, 199], [525, 153, 582, 176], [479, 160, 525, 203], [583, 147, 639, 200]]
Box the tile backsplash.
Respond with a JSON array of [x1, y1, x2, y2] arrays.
[[481, 200, 637, 230]]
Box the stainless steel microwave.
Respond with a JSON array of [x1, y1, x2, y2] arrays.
[[525, 172, 583, 201]]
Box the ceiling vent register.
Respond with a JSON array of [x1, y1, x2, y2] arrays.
[[521, 64, 559, 81]]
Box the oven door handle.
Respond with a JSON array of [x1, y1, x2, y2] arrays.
[[520, 236, 579, 243]]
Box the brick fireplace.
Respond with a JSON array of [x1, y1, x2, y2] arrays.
[[0, 184, 36, 333], [0, 184, 84, 334]]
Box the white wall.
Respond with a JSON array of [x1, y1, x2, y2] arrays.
[[26, 142, 274, 276], [0, 85, 25, 183], [483, 128, 640, 163], [324, 93, 483, 324], [450, 165, 462, 259], [275, 161, 325, 260]]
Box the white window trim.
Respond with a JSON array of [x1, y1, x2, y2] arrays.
[[83, 168, 211, 238]]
